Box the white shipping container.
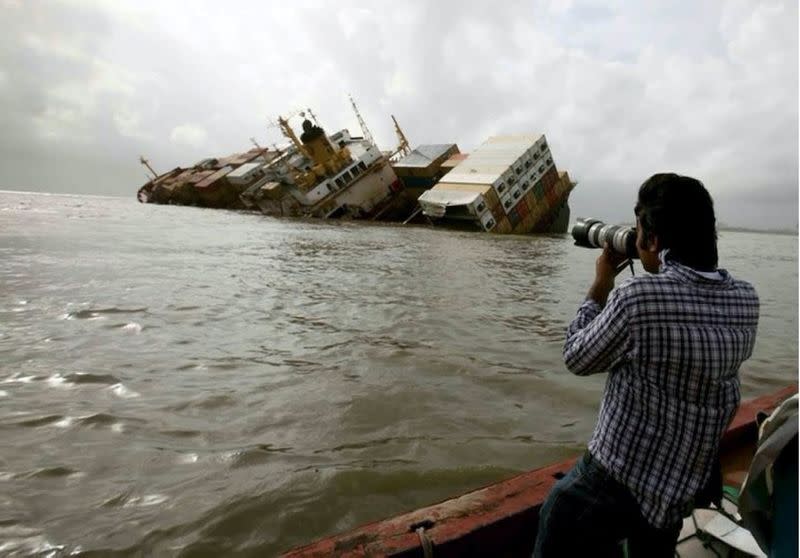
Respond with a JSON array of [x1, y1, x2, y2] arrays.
[[443, 135, 543, 187], [480, 210, 496, 231], [535, 149, 555, 175], [227, 162, 265, 185], [500, 189, 516, 213], [469, 195, 489, 216], [494, 179, 509, 196]]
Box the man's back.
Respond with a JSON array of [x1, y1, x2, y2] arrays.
[[563, 257, 759, 527]]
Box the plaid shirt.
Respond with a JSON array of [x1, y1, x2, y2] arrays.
[[564, 258, 759, 528]]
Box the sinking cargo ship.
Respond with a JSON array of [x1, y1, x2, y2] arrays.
[[136, 102, 575, 234]]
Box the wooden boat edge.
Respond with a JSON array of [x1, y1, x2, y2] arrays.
[[283, 384, 798, 557]]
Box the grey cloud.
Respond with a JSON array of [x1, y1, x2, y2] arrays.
[[0, 0, 796, 229]]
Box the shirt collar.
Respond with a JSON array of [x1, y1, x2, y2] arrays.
[[659, 252, 732, 287]]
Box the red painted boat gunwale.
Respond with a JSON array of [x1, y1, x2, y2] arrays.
[[284, 385, 797, 557]]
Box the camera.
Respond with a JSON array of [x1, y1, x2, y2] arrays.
[[571, 217, 638, 259]]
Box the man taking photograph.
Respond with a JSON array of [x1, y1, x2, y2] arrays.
[[534, 173, 760, 557]]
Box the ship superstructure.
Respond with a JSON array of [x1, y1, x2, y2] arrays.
[[239, 118, 404, 219], [139, 114, 406, 220]]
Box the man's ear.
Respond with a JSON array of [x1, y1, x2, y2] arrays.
[[647, 234, 660, 253]]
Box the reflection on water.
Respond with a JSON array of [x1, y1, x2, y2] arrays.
[[0, 192, 796, 556]]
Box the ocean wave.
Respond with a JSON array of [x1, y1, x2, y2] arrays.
[[109, 383, 140, 399], [62, 307, 148, 320], [62, 372, 120, 385]]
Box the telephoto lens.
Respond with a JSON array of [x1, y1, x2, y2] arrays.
[[570, 217, 638, 259]]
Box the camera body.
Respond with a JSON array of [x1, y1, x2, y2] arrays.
[[571, 217, 638, 260]]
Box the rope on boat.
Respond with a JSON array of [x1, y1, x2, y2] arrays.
[[415, 526, 434, 558]]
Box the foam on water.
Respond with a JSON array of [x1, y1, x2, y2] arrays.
[[109, 383, 140, 398], [3, 373, 36, 384], [123, 494, 170, 508], [47, 373, 70, 388], [122, 322, 143, 333], [0, 530, 64, 558], [177, 453, 200, 464], [53, 416, 73, 428]]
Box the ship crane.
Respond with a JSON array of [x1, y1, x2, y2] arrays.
[[266, 108, 304, 149], [139, 155, 157, 180], [348, 94, 374, 145], [276, 115, 311, 159], [388, 115, 411, 161]]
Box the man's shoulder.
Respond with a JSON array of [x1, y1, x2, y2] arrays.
[[726, 274, 758, 295], [614, 267, 759, 302], [615, 273, 674, 295], [603, 274, 666, 311]]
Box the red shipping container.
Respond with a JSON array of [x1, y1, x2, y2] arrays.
[[546, 186, 560, 207], [546, 166, 558, 186], [516, 198, 529, 218], [544, 174, 554, 194]]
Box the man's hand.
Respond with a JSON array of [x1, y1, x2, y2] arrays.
[[587, 244, 630, 307]]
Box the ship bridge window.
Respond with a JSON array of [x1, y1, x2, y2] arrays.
[[541, 142, 548, 151], [546, 158, 552, 165], [533, 152, 540, 160], [525, 160, 531, 169], [358, 161, 367, 171]]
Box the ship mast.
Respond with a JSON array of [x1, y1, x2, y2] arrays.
[[348, 94, 374, 145], [391, 115, 410, 158], [139, 155, 157, 179]]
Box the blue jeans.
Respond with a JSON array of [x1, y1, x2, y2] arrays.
[[534, 452, 681, 558]]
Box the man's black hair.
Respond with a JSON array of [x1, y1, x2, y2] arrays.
[[635, 173, 718, 271]]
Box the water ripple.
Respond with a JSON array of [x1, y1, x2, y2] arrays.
[[0, 192, 795, 557], [63, 307, 148, 320]]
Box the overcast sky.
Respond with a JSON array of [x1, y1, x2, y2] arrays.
[[1, 0, 797, 229]]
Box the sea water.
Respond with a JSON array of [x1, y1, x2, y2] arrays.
[[0, 191, 796, 555]]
